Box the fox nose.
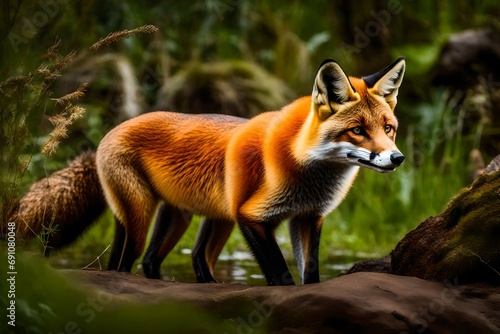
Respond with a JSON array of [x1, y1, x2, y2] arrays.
[[390, 152, 405, 166]]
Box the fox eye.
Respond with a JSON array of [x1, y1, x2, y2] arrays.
[[384, 125, 393, 133], [351, 126, 363, 135]]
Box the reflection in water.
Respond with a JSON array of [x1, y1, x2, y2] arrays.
[[158, 251, 357, 285], [51, 250, 362, 285]]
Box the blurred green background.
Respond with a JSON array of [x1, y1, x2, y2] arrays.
[[2, 0, 500, 332], [2, 0, 500, 309]]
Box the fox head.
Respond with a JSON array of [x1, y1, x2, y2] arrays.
[[296, 57, 406, 173]]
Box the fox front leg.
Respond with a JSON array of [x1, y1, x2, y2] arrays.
[[239, 221, 295, 286], [289, 215, 324, 284]]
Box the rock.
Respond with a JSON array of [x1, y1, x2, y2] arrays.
[[342, 256, 391, 275], [391, 170, 500, 284], [66, 269, 500, 333], [431, 29, 500, 90], [431, 29, 500, 156]]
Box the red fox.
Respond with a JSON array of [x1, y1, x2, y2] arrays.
[[97, 57, 406, 285]]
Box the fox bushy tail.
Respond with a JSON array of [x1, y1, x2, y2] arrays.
[[2, 151, 106, 255]]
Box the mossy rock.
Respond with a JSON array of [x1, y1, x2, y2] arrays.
[[391, 170, 500, 284]]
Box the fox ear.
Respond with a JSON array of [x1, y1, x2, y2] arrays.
[[313, 59, 357, 120], [363, 57, 405, 109]]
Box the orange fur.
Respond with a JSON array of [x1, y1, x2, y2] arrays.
[[97, 58, 406, 285]]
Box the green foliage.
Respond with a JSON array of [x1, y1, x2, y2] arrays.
[[0, 37, 75, 221]]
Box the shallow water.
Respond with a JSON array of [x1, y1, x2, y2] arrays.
[[50, 249, 367, 285]]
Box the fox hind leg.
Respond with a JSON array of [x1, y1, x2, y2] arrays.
[[142, 204, 193, 279], [107, 215, 142, 272], [192, 218, 234, 283], [98, 145, 161, 274], [108, 218, 126, 271], [103, 179, 158, 273]]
